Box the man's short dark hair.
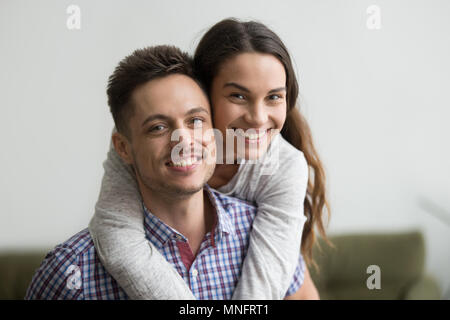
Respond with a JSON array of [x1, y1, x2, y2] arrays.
[[107, 45, 203, 138]]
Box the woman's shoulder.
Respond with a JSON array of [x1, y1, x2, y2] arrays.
[[227, 134, 308, 201], [264, 134, 308, 172], [251, 134, 309, 202], [277, 134, 305, 156], [242, 134, 308, 198]]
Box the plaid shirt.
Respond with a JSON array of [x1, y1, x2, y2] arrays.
[[25, 187, 305, 300]]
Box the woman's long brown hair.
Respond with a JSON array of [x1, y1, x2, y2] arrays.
[[194, 18, 331, 268]]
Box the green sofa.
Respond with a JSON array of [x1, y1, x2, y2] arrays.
[[310, 231, 441, 299], [0, 230, 441, 300]]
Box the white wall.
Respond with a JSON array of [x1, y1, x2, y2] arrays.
[[1, 0, 449, 297]]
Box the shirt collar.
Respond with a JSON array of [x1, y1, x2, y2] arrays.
[[142, 185, 235, 251], [204, 185, 234, 238]]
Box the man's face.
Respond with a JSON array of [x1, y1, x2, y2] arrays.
[[116, 74, 215, 198]]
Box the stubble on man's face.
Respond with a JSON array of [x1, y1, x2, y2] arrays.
[[132, 147, 215, 200]]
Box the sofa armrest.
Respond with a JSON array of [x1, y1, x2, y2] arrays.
[[402, 274, 442, 300]]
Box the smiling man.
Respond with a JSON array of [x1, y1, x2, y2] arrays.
[[25, 46, 307, 300]]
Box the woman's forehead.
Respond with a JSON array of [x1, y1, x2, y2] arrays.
[[215, 52, 286, 90]]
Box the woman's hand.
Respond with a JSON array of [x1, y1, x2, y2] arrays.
[[284, 265, 320, 300]]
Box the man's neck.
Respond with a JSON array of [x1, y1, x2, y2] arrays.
[[208, 163, 239, 189], [139, 186, 215, 255]]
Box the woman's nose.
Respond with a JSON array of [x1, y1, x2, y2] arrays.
[[244, 102, 268, 127]]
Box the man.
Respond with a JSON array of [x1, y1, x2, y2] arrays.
[[25, 45, 317, 300]]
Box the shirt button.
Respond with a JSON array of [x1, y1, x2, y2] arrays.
[[191, 269, 198, 277], [175, 234, 183, 241]]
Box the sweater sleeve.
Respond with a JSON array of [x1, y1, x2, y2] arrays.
[[231, 139, 309, 300], [88, 135, 195, 300]]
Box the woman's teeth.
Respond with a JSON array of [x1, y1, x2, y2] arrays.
[[233, 129, 268, 140], [245, 132, 266, 140]]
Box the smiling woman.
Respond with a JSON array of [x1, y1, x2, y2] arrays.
[[193, 18, 331, 268]]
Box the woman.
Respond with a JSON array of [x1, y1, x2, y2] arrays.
[[89, 18, 330, 299]]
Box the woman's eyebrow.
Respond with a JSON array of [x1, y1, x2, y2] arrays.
[[268, 87, 286, 94], [223, 82, 250, 93], [224, 82, 286, 94]]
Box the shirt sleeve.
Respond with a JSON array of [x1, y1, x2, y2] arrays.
[[25, 246, 83, 300], [284, 253, 306, 297]]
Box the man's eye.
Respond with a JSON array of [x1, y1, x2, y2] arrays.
[[150, 125, 166, 132], [192, 118, 204, 125], [230, 93, 245, 100]]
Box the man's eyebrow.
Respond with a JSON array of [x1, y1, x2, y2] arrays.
[[141, 107, 209, 127], [185, 106, 210, 116], [224, 82, 286, 94], [141, 114, 170, 127]]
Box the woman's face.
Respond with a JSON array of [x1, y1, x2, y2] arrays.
[[210, 52, 287, 161]]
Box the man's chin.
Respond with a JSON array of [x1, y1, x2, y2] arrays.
[[163, 183, 204, 197]]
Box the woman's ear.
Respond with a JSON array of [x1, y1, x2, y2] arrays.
[[112, 132, 134, 165]]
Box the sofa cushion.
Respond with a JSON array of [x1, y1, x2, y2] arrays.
[[0, 251, 48, 300]]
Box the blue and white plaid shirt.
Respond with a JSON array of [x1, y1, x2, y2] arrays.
[[25, 187, 305, 300]]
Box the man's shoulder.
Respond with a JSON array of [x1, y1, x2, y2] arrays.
[[36, 228, 94, 268], [52, 228, 95, 259], [25, 228, 95, 300]]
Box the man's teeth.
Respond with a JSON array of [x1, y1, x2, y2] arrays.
[[168, 157, 200, 167], [171, 159, 192, 167]]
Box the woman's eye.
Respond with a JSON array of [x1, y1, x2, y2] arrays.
[[268, 94, 282, 100]]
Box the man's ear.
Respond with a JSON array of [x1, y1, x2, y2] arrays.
[[112, 132, 134, 165]]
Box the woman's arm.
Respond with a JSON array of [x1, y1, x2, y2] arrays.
[[88, 136, 195, 300], [231, 140, 309, 300]]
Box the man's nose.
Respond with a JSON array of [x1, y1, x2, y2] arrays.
[[169, 127, 193, 149], [244, 101, 268, 127]]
